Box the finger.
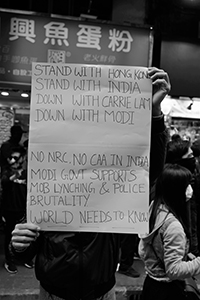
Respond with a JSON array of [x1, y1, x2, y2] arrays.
[[15, 223, 40, 232], [12, 228, 39, 238], [11, 231, 39, 250], [152, 78, 171, 93], [148, 67, 160, 73], [150, 71, 169, 83], [12, 241, 31, 251], [148, 67, 162, 78], [148, 68, 170, 83], [12, 234, 37, 244], [12, 229, 39, 241], [12, 242, 30, 249], [148, 67, 165, 76]]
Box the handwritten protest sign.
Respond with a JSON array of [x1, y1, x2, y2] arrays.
[[27, 63, 152, 234]]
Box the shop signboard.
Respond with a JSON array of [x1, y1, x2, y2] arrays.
[[0, 106, 14, 146], [0, 10, 152, 89]]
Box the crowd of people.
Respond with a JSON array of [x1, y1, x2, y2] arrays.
[[0, 66, 200, 300]]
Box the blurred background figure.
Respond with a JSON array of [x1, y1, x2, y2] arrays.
[[171, 133, 182, 142], [166, 138, 200, 256], [0, 125, 33, 274]]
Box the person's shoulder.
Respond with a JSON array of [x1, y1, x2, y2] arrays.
[[161, 214, 181, 233], [1, 139, 11, 147], [0, 140, 10, 152]]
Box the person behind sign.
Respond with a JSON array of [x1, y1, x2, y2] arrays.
[[139, 163, 200, 300], [165, 138, 200, 257], [10, 67, 170, 300]]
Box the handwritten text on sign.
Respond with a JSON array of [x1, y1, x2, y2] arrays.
[[27, 63, 152, 233]]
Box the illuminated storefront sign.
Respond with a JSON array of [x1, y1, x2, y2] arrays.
[[0, 11, 152, 88]]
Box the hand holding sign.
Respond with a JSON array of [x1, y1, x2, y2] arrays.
[[148, 67, 171, 116]]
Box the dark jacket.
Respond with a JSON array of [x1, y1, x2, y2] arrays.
[[13, 115, 168, 300], [0, 139, 27, 213]]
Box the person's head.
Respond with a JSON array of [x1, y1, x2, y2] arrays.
[[191, 138, 200, 158], [150, 163, 192, 237], [171, 133, 182, 142], [166, 139, 196, 174], [8, 147, 26, 170], [10, 125, 25, 144]]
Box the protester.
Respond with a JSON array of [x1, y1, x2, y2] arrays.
[[166, 138, 200, 256], [139, 163, 200, 300], [0, 125, 33, 273], [11, 67, 171, 300]]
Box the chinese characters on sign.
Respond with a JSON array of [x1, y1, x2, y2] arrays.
[[9, 18, 133, 52], [44, 22, 69, 46], [0, 11, 152, 86], [108, 29, 133, 52], [9, 18, 36, 43]]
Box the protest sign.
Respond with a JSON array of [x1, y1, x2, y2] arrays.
[[27, 62, 152, 234]]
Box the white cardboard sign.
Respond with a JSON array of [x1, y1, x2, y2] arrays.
[[27, 63, 152, 234]]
